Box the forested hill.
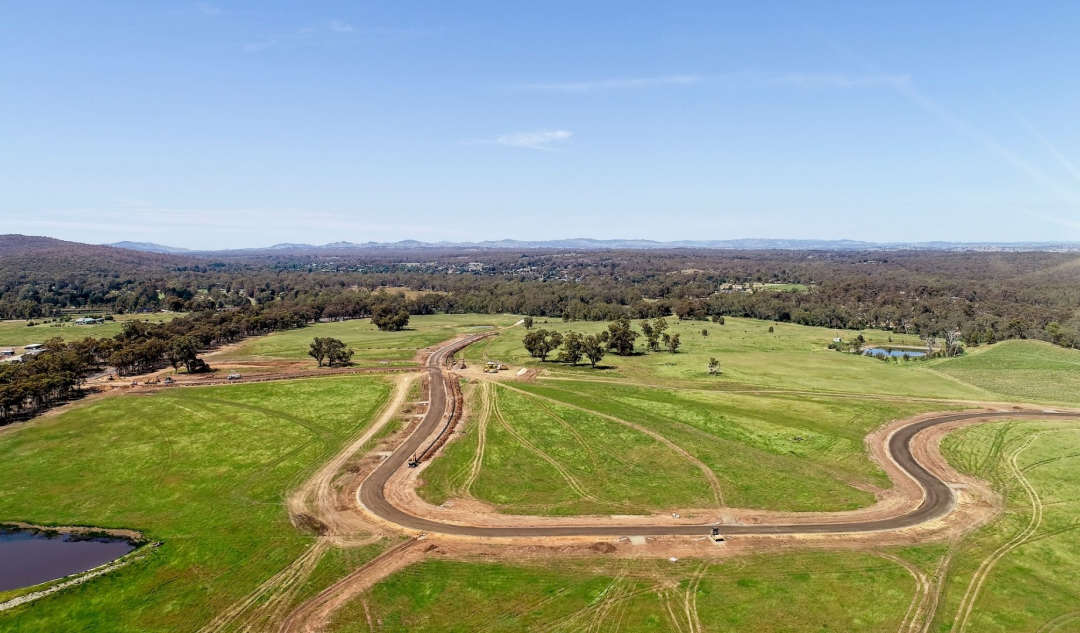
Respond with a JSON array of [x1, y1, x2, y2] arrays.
[[0, 234, 197, 271], [0, 235, 211, 316]]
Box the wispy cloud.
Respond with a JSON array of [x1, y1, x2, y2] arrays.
[[485, 130, 573, 151], [513, 72, 911, 93], [889, 79, 1080, 206], [515, 75, 701, 92], [195, 2, 222, 16], [328, 19, 354, 33], [822, 38, 1080, 208], [998, 96, 1080, 185], [762, 72, 910, 90], [243, 20, 357, 52]]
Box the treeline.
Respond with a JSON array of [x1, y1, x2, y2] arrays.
[[105, 307, 311, 376], [0, 339, 99, 422], [5, 235, 1080, 350], [0, 305, 312, 425]]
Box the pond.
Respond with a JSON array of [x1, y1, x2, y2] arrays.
[[0, 528, 137, 592], [862, 347, 926, 358]]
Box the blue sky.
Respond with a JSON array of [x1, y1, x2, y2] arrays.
[[4, 1, 1080, 248]]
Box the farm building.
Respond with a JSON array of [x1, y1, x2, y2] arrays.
[[23, 343, 44, 355], [74, 317, 105, 325], [1, 354, 23, 364], [0, 348, 14, 357]]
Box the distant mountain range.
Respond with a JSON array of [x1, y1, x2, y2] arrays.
[[103, 238, 1080, 254], [107, 241, 193, 254]]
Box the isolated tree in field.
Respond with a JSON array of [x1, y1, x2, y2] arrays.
[[606, 317, 638, 356], [662, 332, 681, 353], [523, 316, 534, 330], [558, 331, 584, 365], [309, 337, 329, 367], [583, 334, 606, 368], [309, 337, 352, 367], [712, 315, 725, 325], [701, 328, 708, 337], [707, 357, 721, 375], [523, 329, 563, 362], [325, 338, 354, 367], [371, 304, 410, 331]]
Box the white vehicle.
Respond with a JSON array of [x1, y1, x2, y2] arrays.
[[227, 371, 242, 381]]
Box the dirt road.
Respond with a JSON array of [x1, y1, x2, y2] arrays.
[[359, 336, 1080, 538]]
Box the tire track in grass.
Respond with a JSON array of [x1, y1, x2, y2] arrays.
[[540, 585, 658, 633], [953, 432, 1044, 633], [914, 546, 956, 633], [490, 392, 598, 502], [501, 383, 725, 508], [660, 588, 688, 633], [517, 389, 605, 471], [873, 552, 927, 633], [182, 395, 334, 441], [682, 562, 709, 633], [197, 539, 330, 633], [1037, 610, 1080, 632], [460, 382, 493, 499]]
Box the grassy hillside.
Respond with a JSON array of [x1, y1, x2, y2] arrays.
[[936, 419, 1080, 631], [464, 317, 990, 399], [934, 339, 1080, 404], [0, 376, 392, 631]]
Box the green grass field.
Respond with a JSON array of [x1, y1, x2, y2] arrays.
[[464, 317, 992, 399], [419, 378, 943, 514], [934, 339, 1080, 405], [932, 419, 1080, 631], [327, 551, 916, 632], [0, 376, 392, 631], [217, 313, 521, 366], [0, 313, 180, 348]]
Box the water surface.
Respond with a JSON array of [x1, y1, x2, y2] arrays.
[[0, 529, 136, 592], [863, 347, 926, 358]]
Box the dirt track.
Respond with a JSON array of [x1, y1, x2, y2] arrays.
[[358, 336, 1080, 539]]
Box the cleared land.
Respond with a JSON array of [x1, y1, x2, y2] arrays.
[[215, 313, 520, 367], [0, 376, 392, 630], [0, 313, 179, 347], [420, 380, 941, 514], [932, 419, 1080, 632], [935, 339, 1080, 405], [327, 552, 916, 632]]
